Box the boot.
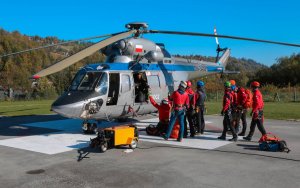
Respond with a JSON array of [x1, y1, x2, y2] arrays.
[[229, 137, 237, 142], [177, 138, 182, 142], [243, 132, 253, 141], [238, 132, 245, 136], [162, 134, 168, 140], [243, 136, 252, 141], [218, 136, 226, 140]]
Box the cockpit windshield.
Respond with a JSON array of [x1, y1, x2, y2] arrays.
[[69, 70, 107, 92]]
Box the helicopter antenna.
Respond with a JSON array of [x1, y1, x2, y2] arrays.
[[214, 27, 225, 63]]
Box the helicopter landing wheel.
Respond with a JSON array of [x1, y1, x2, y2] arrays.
[[82, 122, 97, 134], [99, 141, 108, 153]]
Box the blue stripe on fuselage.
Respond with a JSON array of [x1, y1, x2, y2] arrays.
[[87, 62, 223, 72]]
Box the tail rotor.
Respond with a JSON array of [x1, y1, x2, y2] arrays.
[[214, 27, 226, 63]]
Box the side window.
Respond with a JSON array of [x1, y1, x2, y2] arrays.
[[147, 75, 160, 88], [121, 74, 131, 93]]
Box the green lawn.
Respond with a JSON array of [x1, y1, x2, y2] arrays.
[[0, 100, 54, 116], [205, 101, 300, 120], [0, 100, 299, 120]]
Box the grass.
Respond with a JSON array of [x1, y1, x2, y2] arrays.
[[0, 100, 299, 120], [0, 100, 54, 117], [205, 101, 300, 120]]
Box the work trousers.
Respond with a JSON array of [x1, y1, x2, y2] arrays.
[[195, 106, 205, 133], [184, 110, 195, 137], [221, 110, 237, 138], [166, 109, 185, 140], [237, 109, 248, 133], [248, 110, 266, 137]]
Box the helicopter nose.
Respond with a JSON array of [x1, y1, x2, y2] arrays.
[[51, 101, 84, 119]]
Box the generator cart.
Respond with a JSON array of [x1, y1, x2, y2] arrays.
[[90, 125, 139, 152]]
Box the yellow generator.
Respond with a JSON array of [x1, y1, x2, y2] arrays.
[[90, 125, 139, 152]]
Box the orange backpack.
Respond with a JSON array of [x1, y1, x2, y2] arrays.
[[259, 133, 280, 143], [245, 89, 253, 108]]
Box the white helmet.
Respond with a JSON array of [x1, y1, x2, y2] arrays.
[[179, 81, 187, 89], [161, 98, 169, 105]]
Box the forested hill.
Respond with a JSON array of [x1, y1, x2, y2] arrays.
[[174, 54, 267, 73], [0, 28, 105, 95], [174, 54, 267, 88], [0, 28, 298, 99]]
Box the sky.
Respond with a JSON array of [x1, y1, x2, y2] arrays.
[[1, 0, 300, 66]]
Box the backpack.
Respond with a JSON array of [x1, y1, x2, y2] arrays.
[[258, 133, 291, 153], [245, 89, 253, 108]]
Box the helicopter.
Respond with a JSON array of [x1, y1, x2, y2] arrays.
[[2, 22, 300, 131], [33, 23, 232, 123]]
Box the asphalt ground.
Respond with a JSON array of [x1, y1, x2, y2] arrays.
[[0, 114, 299, 188]]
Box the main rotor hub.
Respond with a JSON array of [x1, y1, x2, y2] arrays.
[[125, 22, 148, 30], [125, 22, 148, 37]]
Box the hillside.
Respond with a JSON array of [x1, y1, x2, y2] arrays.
[[0, 28, 105, 97], [1, 28, 297, 100]]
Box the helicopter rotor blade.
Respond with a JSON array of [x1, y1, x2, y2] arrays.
[[0, 33, 120, 59], [148, 30, 300, 48], [32, 30, 136, 79]]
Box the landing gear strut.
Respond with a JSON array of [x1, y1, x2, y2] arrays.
[[82, 120, 97, 134]]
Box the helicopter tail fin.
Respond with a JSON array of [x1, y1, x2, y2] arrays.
[[217, 48, 231, 67]]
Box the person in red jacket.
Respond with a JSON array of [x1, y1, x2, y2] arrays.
[[243, 81, 267, 141], [184, 81, 196, 137], [218, 81, 237, 141], [149, 95, 172, 134], [163, 81, 189, 142], [230, 80, 239, 132], [236, 87, 248, 136]]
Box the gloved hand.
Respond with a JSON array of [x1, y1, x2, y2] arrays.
[[221, 110, 224, 116]]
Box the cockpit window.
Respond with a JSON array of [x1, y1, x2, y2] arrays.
[[95, 73, 108, 95], [69, 70, 85, 91], [69, 71, 103, 91]]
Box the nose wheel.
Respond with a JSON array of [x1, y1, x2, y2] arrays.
[[82, 121, 97, 134]]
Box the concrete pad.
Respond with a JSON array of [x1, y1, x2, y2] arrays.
[[139, 132, 231, 150], [0, 131, 91, 155], [0, 117, 227, 154]]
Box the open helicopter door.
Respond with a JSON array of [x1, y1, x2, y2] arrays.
[[106, 73, 120, 106], [133, 72, 149, 103]]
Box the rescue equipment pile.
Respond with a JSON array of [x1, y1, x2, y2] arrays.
[[258, 133, 290, 153]]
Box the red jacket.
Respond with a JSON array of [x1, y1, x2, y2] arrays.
[[231, 90, 238, 108], [185, 88, 195, 108], [252, 89, 264, 112], [223, 89, 233, 112], [237, 87, 248, 109], [170, 89, 189, 110], [149, 96, 172, 122]]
